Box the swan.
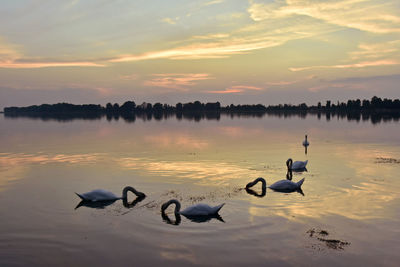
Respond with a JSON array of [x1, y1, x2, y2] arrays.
[[286, 158, 308, 171], [161, 199, 224, 216], [75, 186, 145, 202], [303, 135, 309, 146], [246, 177, 305, 193]]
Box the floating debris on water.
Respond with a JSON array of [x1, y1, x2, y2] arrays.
[[317, 238, 350, 250], [307, 228, 350, 251], [375, 157, 400, 164]]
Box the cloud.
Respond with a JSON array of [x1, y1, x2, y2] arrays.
[[349, 40, 400, 60], [143, 73, 212, 90], [119, 74, 138, 80], [248, 0, 400, 34], [109, 38, 284, 62], [203, 0, 225, 6], [308, 83, 366, 92], [289, 59, 400, 71], [0, 61, 105, 69], [0, 36, 104, 69], [162, 17, 179, 25], [0, 38, 22, 62], [208, 85, 263, 94]]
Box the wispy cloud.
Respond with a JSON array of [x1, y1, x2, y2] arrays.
[[208, 85, 263, 94], [109, 39, 282, 62], [143, 73, 212, 90], [0, 61, 105, 69], [349, 40, 400, 60], [308, 83, 367, 92], [203, 0, 225, 6], [119, 74, 138, 80], [290, 60, 399, 72], [0, 36, 104, 69], [248, 0, 400, 34]]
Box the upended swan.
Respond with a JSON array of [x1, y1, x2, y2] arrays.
[[75, 186, 145, 202], [161, 199, 224, 216], [246, 177, 305, 193], [286, 158, 308, 171], [303, 135, 309, 146]]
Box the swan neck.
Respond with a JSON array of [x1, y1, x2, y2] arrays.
[[246, 177, 266, 189], [122, 186, 144, 198], [286, 158, 293, 168], [162, 199, 181, 214]]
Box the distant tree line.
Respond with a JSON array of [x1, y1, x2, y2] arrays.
[[3, 96, 400, 124]]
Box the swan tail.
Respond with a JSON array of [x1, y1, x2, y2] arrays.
[[296, 178, 305, 188], [75, 192, 87, 201], [213, 203, 225, 214], [304, 160, 308, 166]]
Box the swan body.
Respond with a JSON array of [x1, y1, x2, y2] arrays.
[[269, 178, 305, 191], [246, 177, 305, 193], [303, 135, 309, 146], [287, 158, 308, 170], [161, 199, 224, 216], [76, 186, 145, 202]]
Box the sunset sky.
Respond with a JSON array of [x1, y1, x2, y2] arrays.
[[0, 0, 399, 109]]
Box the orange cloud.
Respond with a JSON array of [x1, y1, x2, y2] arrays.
[[0, 60, 104, 69], [143, 73, 212, 90]]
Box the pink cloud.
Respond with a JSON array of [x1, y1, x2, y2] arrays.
[[208, 84, 263, 94]]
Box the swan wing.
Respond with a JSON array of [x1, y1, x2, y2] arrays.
[[292, 160, 308, 169], [77, 189, 119, 202]]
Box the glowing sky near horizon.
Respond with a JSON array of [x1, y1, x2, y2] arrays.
[[0, 0, 399, 108]]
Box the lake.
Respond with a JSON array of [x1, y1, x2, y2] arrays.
[[1, 113, 399, 266]]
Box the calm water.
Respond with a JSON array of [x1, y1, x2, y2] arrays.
[[1, 113, 400, 266]]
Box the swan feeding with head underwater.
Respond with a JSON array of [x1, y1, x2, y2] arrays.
[[286, 158, 308, 171], [303, 135, 309, 147], [161, 199, 224, 217], [246, 176, 305, 193], [75, 186, 146, 202]]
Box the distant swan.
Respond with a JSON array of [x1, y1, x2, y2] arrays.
[[286, 158, 308, 171], [246, 177, 305, 193], [303, 135, 309, 146], [161, 199, 224, 216], [75, 186, 145, 202]]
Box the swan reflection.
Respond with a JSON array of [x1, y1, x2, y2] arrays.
[[75, 194, 146, 210], [123, 195, 146, 208], [161, 210, 182, 225], [75, 199, 117, 210]]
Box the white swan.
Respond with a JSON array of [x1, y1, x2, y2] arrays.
[[303, 135, 309, 146], [75, 186, 145, 202], [269, 178, 305, 192], [287, 158, 308, 171], [246, 177, 305, 192], [161, 199, 224, 216]]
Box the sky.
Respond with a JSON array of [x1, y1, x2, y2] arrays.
[[0, 0, 399, 109]]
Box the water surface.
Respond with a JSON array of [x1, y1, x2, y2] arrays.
[[1, 114, 400, 266]]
